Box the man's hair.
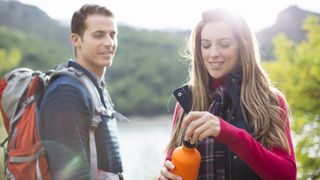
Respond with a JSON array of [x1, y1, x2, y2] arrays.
[[71, 4, 114, 37]]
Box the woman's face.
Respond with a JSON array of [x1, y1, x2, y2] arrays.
[[200, 21, 240, 79]]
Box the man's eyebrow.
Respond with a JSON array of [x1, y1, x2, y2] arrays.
[[92, 30, 105, 34]]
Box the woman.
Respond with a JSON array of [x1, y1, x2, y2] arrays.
[[160, 9, 296, 180]]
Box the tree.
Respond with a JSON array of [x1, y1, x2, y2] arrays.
[[0, 48, 21, 75], [0, 48, 21, 178], [264, 16, 320, 179]]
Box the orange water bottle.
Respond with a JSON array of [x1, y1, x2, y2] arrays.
[[171, 140, 201, 180]]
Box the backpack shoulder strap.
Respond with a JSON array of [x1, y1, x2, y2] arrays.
[[49, 67, 113, 122], [49, 67, 109, 179]]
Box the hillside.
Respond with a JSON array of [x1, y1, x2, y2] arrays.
[[0, 0, 187, 115], [1, 0, 318, 115], [0, 0, 72, 69], [256, 5, 320, 59], [0, 0, 69, 44]]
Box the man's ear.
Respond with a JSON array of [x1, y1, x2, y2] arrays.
[[71, 33, 81, 48]]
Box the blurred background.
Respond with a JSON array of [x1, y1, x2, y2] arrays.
[[0, 0, 319, 179]]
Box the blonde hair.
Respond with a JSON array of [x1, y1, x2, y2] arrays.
[[168, 9, 290, 153]]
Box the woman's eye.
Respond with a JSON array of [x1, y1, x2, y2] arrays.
[[219, 42, 230, 48], [202, 43, 211, 49]]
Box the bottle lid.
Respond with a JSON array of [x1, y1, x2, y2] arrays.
[[182, 140, 196, 148]]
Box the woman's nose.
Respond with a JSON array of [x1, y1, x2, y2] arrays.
[[209, 46, 219, 58]]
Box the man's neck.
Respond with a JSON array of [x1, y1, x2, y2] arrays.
[[69, 60, 106, 88], [75, 59, 106, 79]]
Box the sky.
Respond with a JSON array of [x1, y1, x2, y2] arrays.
[[16, 0, 320, 32]]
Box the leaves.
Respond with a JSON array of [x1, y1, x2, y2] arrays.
[[0, 48, 21, 72], [0, 24, 189, 115], [105, 26, 188, 115], [0, 26, 72, 76], [264, 16, 320, 179]]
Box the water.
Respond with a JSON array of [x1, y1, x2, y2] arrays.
[[118, 115, 172, 180]]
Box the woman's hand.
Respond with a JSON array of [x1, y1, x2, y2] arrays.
[[159, 160, 182, 180], [182, 111, 221, 144]]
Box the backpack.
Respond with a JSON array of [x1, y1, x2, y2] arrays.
[[0, 66, 110, 179]]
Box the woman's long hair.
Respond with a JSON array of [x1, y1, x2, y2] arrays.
[[168, 9, 290, 153]]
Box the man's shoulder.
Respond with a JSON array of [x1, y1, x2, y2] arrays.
[[39, 74, 93, 116], [48, 75, 89, 94], [42, 75, 92, 106]]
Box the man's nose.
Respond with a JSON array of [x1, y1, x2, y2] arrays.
[[103, 35, 114, 46]]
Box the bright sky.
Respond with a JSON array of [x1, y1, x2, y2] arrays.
[[17, 0, 320, 32]]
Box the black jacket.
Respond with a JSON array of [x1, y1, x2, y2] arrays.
[[173, 73, 261, 180]]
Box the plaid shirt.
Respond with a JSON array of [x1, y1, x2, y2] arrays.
[[197, 87, 227, 180]]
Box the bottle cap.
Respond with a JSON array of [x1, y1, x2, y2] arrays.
[[182, 140, 196, 148]]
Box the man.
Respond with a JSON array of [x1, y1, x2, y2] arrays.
[[39, 4, 123, 179]]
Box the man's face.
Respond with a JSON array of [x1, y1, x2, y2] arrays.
[[72, 14, 117, 75]]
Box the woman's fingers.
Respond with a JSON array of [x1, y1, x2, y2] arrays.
[[184, 115, 207, 144], [198, 128, 214, 141], [160, 160, 182, 180], [183, 111, 221, 143], [164, 160, 175, 170], [182, 111, 204, 128], [191, 120, 213, 143]]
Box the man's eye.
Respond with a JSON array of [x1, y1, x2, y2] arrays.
[[93, 33, 104, 38], [110, 33, 116, 39]]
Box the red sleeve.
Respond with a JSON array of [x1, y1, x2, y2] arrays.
[[165, 102, 182, 161], [216, 96, 296, 180]]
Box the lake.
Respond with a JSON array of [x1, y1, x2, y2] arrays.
[[118, 115, 172, 180]]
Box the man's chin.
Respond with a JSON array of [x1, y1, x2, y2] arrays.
[[106, 62, 112, 67], [98, 56, 111, 64], [103, 59, 113, 67]]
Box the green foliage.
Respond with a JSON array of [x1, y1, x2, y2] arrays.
[[0, 26, 72, 76], [108, 27, 188, 115], [0, 0, 69, 45], [0, 116, 5, 176], [0, 48, 21, 73], [0, 0, 190, 116], [0, 24, 188, 116], [264, 16, 320, 179]]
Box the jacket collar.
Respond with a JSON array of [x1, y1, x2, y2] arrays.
[[173, 73, 243, 113], [224, 73, 242, 101], [67, 60, 106, 90]]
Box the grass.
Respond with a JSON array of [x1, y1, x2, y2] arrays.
[[0, 116, 7, 175]]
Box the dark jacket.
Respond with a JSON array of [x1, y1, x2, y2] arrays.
[[39, 61, 122, 179], [173, 73, 261, 180]]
